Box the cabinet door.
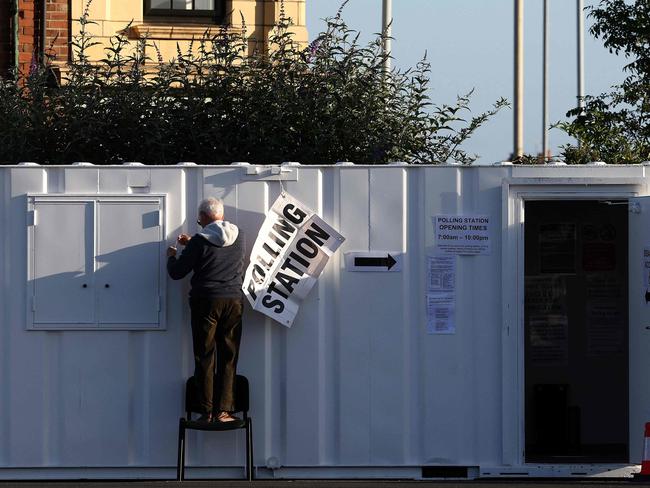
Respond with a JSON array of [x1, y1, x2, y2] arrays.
[[96, 200, 162, 326], [32, 200, 94, 326]]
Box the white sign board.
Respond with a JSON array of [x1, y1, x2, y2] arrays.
[[243, 193, 345, 327], [433, 215, 491, 255]]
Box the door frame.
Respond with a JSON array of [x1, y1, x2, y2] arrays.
[[500, 178, 643, 470]]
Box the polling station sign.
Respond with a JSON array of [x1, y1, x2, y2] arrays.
[[243, 193, 345, 327], [433, 214, 492, 255]]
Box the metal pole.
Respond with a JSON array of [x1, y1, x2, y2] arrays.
[[543, 0, 549, 160], [382, 0, 392, 73], [514, 0, 524, 159], [577, 0, 585, 110], [11, 0, 19, 75]]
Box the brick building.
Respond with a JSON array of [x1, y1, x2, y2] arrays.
[[0, 0, 307, 78], [0, 0, 69, 77]]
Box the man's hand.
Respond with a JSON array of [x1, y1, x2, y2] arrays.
[[167, 246, 177, 258], [177, 234, 191, 246]]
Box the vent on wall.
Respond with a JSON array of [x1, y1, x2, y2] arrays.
[[421, 466, 470, 478]]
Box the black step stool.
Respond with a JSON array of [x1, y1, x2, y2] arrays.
[[176, 375, 254, 481]]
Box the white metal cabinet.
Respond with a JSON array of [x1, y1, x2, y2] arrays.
[[27, 195, 166, 330]]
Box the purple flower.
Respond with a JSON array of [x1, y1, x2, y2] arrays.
[[306, 39, 320, 62], [29, 52, 39, 76]]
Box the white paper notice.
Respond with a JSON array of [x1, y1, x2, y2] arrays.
[[529, 314, 569, 366], [586, 301, 624, 355], [427, 256, 456, 292], [585, 274, 624, 355], [426, 293, 455, 334], [433, 215, 491, 255]]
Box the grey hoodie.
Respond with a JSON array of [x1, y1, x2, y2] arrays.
[[198, 220, 239, 247]]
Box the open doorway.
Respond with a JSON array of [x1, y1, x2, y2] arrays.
[[524, 200, 629, 463]]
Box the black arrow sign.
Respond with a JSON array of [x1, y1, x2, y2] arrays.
[[354, 254, 397, 270]]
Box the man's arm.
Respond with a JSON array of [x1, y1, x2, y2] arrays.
[[167, 237, 200, 280]]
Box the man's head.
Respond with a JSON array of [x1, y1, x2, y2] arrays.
[[197, 197, 224, 227]]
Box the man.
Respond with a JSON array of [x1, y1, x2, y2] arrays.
[[167, 197, 246, 423]]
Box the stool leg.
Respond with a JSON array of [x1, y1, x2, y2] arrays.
[[246, 418, 254, 481], [177, 420, 186, 481]]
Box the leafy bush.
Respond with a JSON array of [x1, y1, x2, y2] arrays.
[[0, 2, 506, 165], [557, 0, 649, 164]]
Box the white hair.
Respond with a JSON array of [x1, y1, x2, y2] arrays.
[[198, 197, 224, 220]]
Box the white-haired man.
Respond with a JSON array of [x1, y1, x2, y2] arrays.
[[166, 197, 246, 423]]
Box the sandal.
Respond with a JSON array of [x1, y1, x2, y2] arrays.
[[216, 411, 239, 422]]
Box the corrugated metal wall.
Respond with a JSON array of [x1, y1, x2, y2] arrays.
[[0, 164, 640, 479]]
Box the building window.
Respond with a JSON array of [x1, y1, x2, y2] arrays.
[[144, 0, 225, 21]]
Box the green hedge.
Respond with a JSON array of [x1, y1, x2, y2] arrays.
[[0, 2, 506, 165], [557, 0, 649, 164]]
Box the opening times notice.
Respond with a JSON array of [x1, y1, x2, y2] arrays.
[[433, 215, 492, 255]]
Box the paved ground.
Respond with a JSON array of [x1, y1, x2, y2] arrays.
[[1, 480, 649, 488]]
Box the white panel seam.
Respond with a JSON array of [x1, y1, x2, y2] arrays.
[[367, 169, 371, 251]]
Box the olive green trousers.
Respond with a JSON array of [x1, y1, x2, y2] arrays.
[[189, 296, 243, 414]]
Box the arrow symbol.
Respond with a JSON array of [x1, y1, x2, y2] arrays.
[[354, 254, 397, 270]]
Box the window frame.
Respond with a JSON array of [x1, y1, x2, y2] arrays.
[[143, 0, 226, 22]]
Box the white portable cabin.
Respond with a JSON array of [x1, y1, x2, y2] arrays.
[[0, 162, 648, 480]]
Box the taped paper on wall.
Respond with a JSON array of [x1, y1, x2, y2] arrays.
[[426, 293, 455, 334], [586, 274, 624, 355], [427, 255, 456, 293], [539, 223, 576, 274], [586, 301, 624, 355], [582, 223, 617, 272], [525, 275, 567, 316], [528, 314, 568, 366]]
